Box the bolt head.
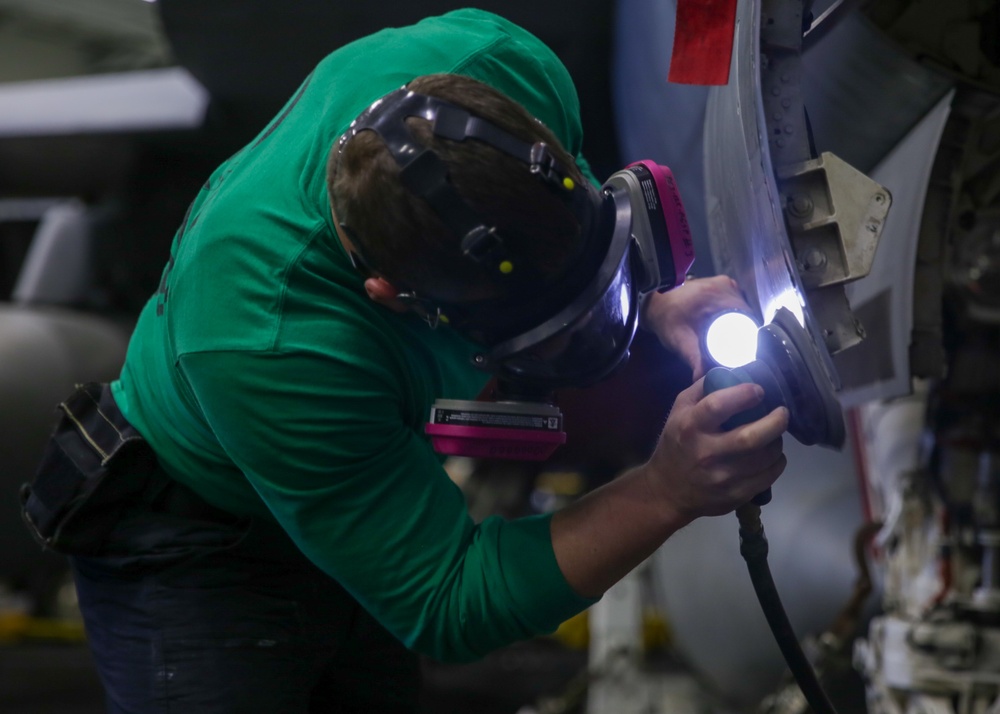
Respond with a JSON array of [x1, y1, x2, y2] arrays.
[[787, 194, 814, 218], [801, 248, 827, 270]]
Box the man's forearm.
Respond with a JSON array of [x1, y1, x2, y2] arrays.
[[549, 466, 692, 599]]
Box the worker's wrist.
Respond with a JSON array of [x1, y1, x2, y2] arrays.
[[629, 463, 697, 534]]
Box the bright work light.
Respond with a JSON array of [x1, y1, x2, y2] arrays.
[[705, 311, 759, 368]]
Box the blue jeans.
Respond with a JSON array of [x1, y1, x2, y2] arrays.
[[28, 385, 419, 713], [71, 509, 420, 713]]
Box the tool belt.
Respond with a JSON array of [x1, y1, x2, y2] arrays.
[[20, 382, 227, 556]]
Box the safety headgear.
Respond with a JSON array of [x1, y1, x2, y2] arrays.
[[338, 86, 695, 458]]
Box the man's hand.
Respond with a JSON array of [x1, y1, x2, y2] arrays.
[[550, 375, 788, 598], [641, 275, 751, 379], [642, 377, 788, 525]]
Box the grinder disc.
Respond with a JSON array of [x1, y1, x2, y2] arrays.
[[758, 308, 845, 448]]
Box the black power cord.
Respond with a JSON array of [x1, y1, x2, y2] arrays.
[[702, 347, 844, 713], [736, 503, 837, 714]]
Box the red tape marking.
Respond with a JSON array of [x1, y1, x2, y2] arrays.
[[668, 0, 739, 86]]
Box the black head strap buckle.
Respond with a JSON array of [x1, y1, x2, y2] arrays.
[[528, 142, 565, 187], [461, 226, 505, 265]]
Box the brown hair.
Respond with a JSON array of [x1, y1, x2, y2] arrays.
[[328, 73, 586, 303]]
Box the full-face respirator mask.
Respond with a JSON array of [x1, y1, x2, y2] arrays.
[[337, 86, 695, 460]]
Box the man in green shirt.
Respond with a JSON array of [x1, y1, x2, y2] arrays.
[[24, 9, 787, 713]]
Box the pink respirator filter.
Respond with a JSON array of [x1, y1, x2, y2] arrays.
[[627, 160, 695, 290], [425, 399, 566, 461]]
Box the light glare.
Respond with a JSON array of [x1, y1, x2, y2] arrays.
[[706, 312, 759, 368], [763, 287, 805, 327]]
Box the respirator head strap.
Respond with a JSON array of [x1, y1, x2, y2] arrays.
[[338, 87, 597, 287], [396, 149, 518, 275], [432, 103, 573, 191]]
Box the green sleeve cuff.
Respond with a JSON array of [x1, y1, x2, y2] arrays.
[[496, 512, 601, 634]]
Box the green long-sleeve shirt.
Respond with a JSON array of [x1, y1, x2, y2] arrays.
[[113, 9, 597, 662]]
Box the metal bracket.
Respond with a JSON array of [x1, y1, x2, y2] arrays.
[[776, 152, 892, 352]]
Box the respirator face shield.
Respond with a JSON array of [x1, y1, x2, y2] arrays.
[[364, 168, 694, 396]]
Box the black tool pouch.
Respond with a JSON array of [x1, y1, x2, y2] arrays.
[[20, 382, 158, 556]]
